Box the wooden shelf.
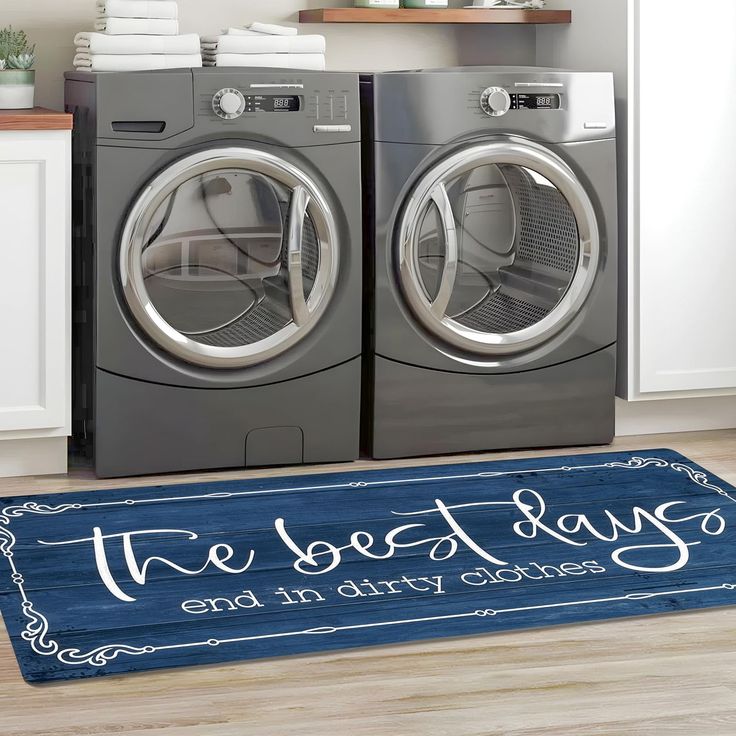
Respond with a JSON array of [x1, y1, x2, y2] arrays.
[[0, 108, 72, 131], [299, 8, 571, 24]]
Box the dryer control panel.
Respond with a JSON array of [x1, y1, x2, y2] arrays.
[[480, 85, 561, 117], [212, 87, 303, 119], [511, 93, 562, 110], [371, 70, 615, 145]]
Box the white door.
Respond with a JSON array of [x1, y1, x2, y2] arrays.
[[0, 131, 69, 432], [637, 0, 736, 395], [120, 147, 339, 369]]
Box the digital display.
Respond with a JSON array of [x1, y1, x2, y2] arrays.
[[243, 95, 301, 113], [511, 93, 561, 111]]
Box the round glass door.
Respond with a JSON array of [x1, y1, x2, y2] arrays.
[[120, 148, 338, 368], [398, 139, 600, 357]]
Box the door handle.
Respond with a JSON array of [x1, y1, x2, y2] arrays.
[[287, 185, 311, 326], [429, 183, 459, 319]]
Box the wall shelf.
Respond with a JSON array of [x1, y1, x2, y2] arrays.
[[299, 8, 572, 24]]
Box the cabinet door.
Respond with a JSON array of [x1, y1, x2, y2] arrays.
[[637, 0, 736, 394], [0, 131, 69, 432]]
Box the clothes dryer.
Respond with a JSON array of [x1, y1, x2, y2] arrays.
[[361, 67, 617, 458]]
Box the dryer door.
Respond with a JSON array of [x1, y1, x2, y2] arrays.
[[120, 148, 339, 369], [397, 139, 600, 357]]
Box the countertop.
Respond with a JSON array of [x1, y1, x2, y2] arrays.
[[0, 107, 72, 131]]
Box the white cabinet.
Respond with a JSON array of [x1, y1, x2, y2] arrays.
[[0, 115, 71, 477], [635, 3, 736, 397], [538, 0, 736, 405]]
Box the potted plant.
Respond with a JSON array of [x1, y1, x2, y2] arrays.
[[0, 27, 36, 109]]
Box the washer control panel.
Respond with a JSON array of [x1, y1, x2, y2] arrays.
[[480, 86, 562, 116], [196, 75, 358, 143], [480, 87, 511, 117], [212, 87, 304, 119], [243, 94, 302, 113], [212, 88, 246, 119]]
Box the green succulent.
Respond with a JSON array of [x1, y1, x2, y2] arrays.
[[0, 26, 35, 70], [7, 52, 35, 70]]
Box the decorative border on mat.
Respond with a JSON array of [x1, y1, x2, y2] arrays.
[[1, 456, 735, 670]]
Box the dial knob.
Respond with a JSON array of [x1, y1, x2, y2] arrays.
[[481, 86, 511, 117], [213, 88, 245, 120]]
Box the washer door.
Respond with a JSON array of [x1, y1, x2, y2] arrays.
[[398, 139, 600, 357], [120, 147, 339, 369]]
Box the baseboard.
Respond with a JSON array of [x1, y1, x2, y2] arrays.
[[0, 437, 68, 479], [616, 396, 736, 436], [0, 405, 731, 478]]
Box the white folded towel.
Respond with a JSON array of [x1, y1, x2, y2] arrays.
[[74, 53, 202, 71], [228, 23, 298, 37], [95, 17, 180, 35], [96, 0, 178, 19], [201, 35, 326, 55], [220, 29, 262, 37], [203, 54, 326, 71], [75, 32, 200, 55]]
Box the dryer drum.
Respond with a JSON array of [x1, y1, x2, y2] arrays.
[[452, 166, 579, 333], [398, 139, 600, 357]]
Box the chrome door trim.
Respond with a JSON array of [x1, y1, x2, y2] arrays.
[[398, 137, 600, 357], [287, 185, 311, 327], [120, 147, 339, 369]]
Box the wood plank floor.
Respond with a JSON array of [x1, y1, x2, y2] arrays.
[[1, 430, 735, 735]]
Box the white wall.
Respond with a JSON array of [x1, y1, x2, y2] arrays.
[[2, 0, 537, 110]]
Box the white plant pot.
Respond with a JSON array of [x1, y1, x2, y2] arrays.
[[0, 70, 35, 109]]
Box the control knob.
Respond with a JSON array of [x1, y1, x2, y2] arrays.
[[480, 86, 511, 117], [213, 88, 245, 120]]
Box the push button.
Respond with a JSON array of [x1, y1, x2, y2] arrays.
[[313, 124, 352, 133]]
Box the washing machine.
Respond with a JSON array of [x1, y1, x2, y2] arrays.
[[361, 67, 617, 459], [65, 68, 362, 478]]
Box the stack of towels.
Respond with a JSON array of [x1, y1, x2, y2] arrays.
[[202, 23, 326, 71], [74, 0, 202, 72]]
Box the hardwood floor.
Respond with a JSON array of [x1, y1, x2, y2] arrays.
[[1, 430, 735, 735]]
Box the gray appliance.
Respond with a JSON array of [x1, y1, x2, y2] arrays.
[[361, 67, 618, 459], [66, 68, 362, 478]]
